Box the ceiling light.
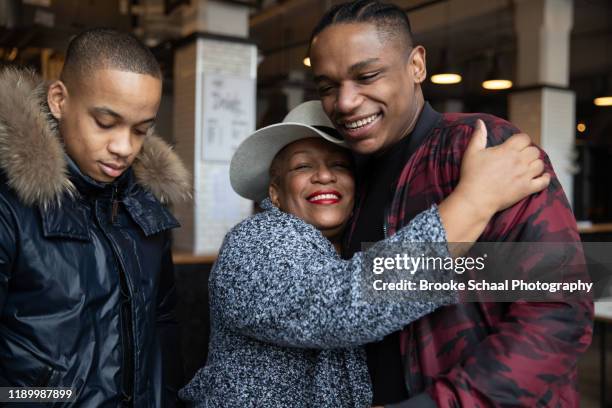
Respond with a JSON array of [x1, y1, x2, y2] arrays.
[[303, 57, 311, 67], [431, 73, 462, 84], [482, 53, 512, 90], [482, 79, 513, 90], [430, 49, 462, 85], [594, 96, 612, 106], [594, 75, 612, 106]]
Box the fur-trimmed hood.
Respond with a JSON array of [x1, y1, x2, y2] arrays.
[[0, 67, 191, 208]]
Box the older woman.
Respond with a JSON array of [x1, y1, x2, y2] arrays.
[[179, 101, 548, 407]]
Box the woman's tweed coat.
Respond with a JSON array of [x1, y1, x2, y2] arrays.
[[180, 199, 453, 407]]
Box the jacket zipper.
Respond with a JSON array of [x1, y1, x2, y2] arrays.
[[383, 207, 414, 396], [382, 206, 390, 238], [117, 263, 135, 406], [111, 185, 119, 224], [100, 195, 135, 405]]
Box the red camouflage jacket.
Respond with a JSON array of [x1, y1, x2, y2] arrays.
[[349, 109, 594, 407]]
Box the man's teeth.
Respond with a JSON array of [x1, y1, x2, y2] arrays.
[[309, 193, 339, 201], [344, 113, 379, 129]]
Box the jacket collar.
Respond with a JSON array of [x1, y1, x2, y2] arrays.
[[41, 156, 180, 239], [408, 101, 442, 153], [65, 154, 131, 199], [0, 67, 192, 210]]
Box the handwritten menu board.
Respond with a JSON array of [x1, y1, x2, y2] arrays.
[[201, 74, 255, 162]]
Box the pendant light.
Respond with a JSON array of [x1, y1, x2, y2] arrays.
[[431, 49, 462, 84], [594, 3, 611, 106], [482, 53, 513, 90], [431, 2, 462, 85]]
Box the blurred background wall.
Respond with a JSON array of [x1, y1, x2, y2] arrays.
[[0, 0, 610, 406]]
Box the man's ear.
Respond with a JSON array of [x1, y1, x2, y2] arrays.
[[409, 45, 427, 84], [47, 80, 69, 120], [268, 183, 281, 207]]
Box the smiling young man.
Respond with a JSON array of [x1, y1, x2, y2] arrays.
[[309, 1, 593, 407], [0, 29, 190, 406]]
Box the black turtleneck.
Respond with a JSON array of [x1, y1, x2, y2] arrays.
[[344, 102, 441, 405]]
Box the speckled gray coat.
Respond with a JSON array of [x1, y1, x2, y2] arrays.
[[179, 199, 454, 407]]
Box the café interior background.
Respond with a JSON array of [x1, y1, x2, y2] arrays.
[[0, 0, 611, 407]]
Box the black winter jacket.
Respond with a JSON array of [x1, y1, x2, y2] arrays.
[[0, 68, 191, 407]]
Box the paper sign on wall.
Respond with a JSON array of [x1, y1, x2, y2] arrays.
[[201, 74, 255, 162]]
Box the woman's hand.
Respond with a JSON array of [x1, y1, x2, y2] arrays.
[[439, 119, 550, 247], [455, 119, 550, 221]]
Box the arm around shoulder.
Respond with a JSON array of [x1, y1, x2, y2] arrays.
[[212, 206, 455, 349]]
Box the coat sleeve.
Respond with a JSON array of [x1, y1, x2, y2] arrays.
[[155, 231, 184, 407], [0, 195, 17, 387], [212, 205, 456, 349], [424, 119, 594, 408], [0, 195, 16, 321]]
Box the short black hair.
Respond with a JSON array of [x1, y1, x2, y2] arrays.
[[310, 0, 413, 54], [61, 28, 161, 86]]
